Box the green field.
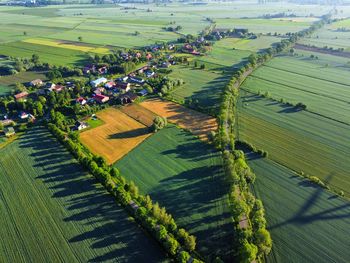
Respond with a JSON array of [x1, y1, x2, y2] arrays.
[[299, 22, 350, 51], [237, 91, 350, 196], [0, 126, 165, 262], [0, 41, 91, 66], [0, 71, 46, 95], [248, 156, 350, 263], [116, 126, 233, 260], [216, 17, 314, 34], [241, 54, 350, 124], [168, 65, 229, 111], [194, 38, 252, 73]]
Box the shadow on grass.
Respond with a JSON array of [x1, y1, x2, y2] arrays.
[[269, 173, 350, 230], [108, 127, 150, 139], [18, 126, 165, 262]]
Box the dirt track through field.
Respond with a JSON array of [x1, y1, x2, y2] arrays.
[[80, 108, 152, 164], [140, 98, 218, 141]]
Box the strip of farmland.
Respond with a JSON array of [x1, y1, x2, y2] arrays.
[[0, 127, 165, 262]]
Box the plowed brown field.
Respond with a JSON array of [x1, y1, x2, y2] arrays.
[[140, 98, 218, 141]]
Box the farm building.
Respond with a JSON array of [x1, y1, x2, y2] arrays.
[[75, 121, 88, 131], [94, 94, 109, 104], [76, 97, 87, 105], [4, 127, 15, 137], [119, 92, 138, 104], [90, 77, 108, 88], [30, 79, 43, 87], [14, 91, 29, 101]]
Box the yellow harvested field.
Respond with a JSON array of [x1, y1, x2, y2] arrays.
[[22, 38, 110, 54], [140, 98, 218, 141], [80, 108, 151, 164]]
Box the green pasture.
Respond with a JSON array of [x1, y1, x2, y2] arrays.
[[0, 126, 165, 262], [194, 39, 252, 72], [0, 71, 46, 95], [168, 65, 229, 112], [248, 156, 350, 263], [299, 26, 350, 51], [216, 17, 313, 34], [237, 91, 350, 196], [116, 126, 234, 260], [0, 42, 90, 66], [224, 36, 281, 52], [241, 55, 350, 123]]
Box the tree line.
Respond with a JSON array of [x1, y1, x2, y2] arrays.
[[47, 111, 203, 263], [214, 12, 332, 262]]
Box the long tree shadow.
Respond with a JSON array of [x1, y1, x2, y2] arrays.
[[269, 173, 350, 230], [108, 127, 149, 139], [18, 126, 165, 262], [148, 164, 234, 261]]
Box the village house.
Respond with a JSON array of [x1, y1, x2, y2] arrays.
[[14, 91, 29, 101], [129, 76, 145, 85], [18, 111, 29, 120], [145, 70, 155, 78], [1, 119, 14, 126], [29, 79, 43, 87], [4, 127, 15, 137], [83, 65, 96, 74], [94, 94, 109, 104], [138, 89, 148, 96], [45, 82, 56, 89], [146, 53, 152, 60], [76, 97, 87, 105], [74, 121, 88, 131], [117, 76, 129, 82], [90, 77, 107, 88], [93, 87, 106, 95], [160, 61, 171, 68], [119, 91, 138, 104], [104, 81, 116, 89], [115, 81, 131, 92], [98, 66, 108, 74], [50, 84, 64, 92]]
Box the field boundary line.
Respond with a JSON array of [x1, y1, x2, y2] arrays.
[[263, 64, 350, 87], [249, 74, 350, 105]]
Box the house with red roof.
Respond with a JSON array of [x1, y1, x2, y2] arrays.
[[14, 91, 29, 101], [94, 94, 109, 104], [76, 97, 87, 105]]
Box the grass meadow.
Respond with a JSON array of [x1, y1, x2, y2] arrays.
[[168, 65, 229, 111], [0, 126, 165, 262], [242, 54, 350, 124], [237, 91, 350, 196], [116, 126, 234, 260], [299, 21, 350, 51], [247, 156, 350, 263], [0, 71, 46, 95]]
